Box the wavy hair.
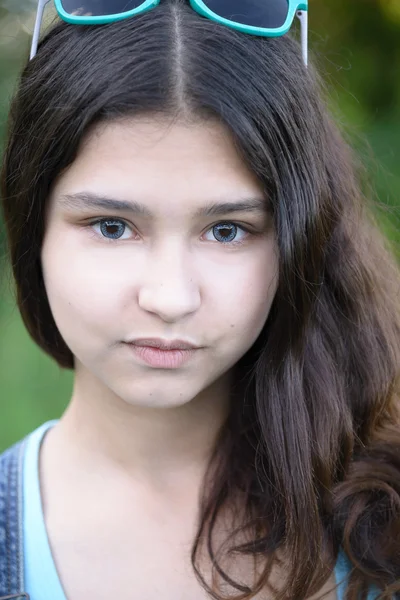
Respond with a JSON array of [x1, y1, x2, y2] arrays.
[[1, 1, 400, 598]]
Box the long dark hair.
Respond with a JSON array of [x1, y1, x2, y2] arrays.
[[1, 1, 400, 598]]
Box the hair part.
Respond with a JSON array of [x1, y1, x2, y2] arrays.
[[1, 1, 400, 598]]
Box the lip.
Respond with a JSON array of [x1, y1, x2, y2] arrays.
[[126, 344, 199, 369], [127, 338, 200, 351]]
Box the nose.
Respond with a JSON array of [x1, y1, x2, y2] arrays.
[[138, 243, 201, 323]]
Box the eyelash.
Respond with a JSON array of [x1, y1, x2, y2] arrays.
[[86, 217, 258, 247]]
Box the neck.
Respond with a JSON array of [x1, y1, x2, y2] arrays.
[[50, 365, 232, 492]]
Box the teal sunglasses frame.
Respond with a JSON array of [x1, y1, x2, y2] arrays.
[[30, 0, 308, 65]]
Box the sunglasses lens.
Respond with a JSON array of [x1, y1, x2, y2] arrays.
[[60, 0, 146, 17], [203, 0, 289, 29]]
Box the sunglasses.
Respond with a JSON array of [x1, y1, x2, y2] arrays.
[[30, 0, 308, 65]]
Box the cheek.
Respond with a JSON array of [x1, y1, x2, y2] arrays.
[[206, 242, 279, 336], [233, 266, 277, 330], [41, 232, 119, 344]]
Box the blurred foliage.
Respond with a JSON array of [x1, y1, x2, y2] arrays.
[[0, 0, 399, 450]]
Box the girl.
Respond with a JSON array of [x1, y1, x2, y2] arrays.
[[1, 1, 399, 599]]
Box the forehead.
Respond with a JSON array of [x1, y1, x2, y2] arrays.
[[78, 116, 245, 169], [51, 117, 265, 209]]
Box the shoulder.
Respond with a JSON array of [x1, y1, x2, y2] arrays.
[[0, 421, 55, 475], [0, 437, 26, 463], [0, 437, 27, 594], [0, 437, 27, 486], [0, 421, 57, 491]]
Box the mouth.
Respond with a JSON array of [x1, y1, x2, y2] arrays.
[[127, 338, 200, 351], [126, 343, 199, 369]]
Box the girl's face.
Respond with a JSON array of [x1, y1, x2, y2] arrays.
[[41, 118, 279, 409]]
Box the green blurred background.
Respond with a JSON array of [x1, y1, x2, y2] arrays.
[[0, 0, 399, 451]]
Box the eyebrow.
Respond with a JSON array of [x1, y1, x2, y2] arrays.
[[59, 192, 269, 218]]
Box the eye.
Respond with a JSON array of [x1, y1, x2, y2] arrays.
[[204, 222, 250, 246], [88, 218, 254, 246], [91, 218, 133, 240]]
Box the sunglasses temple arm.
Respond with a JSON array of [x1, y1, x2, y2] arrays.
[[296, 9, 308, 68], [30, 0, 51, 60]]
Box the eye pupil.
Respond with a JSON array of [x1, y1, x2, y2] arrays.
[[100, 219, 125, 239], [214, 223, 237, 243]]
